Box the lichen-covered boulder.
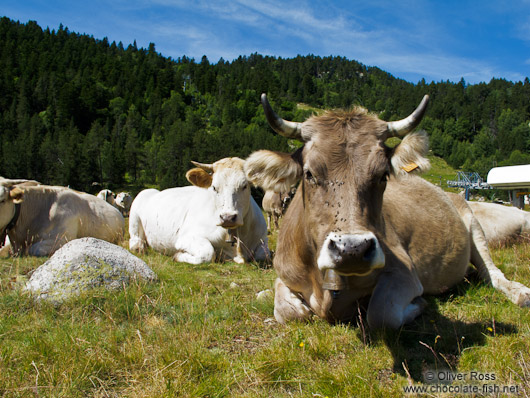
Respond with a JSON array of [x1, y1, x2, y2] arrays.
[[25, 237, 157, 303]]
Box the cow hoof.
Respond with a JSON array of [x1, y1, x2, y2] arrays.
[[233, 255, 245, 264], [514, 284, 530, 307]]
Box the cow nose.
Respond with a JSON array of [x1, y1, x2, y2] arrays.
[[318, 232, 385, 274], [328, 234, 377, 261], [219, 212, 239, 227], [221, 213, 237, 222]]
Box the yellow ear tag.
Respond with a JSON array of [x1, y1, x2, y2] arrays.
[[402, 162, 419, 173]]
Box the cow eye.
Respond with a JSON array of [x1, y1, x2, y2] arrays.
[[304, 169, 316, 185], [242, 183, 248, 191], [380, 171, 389, 183], [212, 186, 218, 193]]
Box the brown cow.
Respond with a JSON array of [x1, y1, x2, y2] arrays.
[[262, 189, 293, 231], [0, 181, 124, 256], [244, 94, 530, 329]]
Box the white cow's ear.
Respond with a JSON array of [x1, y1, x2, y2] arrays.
[[245, 150, 302, 193], [186, 168, 213, 188], [9, 187, 24, 203], [390, 131, 430, 176]]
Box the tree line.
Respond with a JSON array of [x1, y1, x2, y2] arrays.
[[1, 17, 529, 194]]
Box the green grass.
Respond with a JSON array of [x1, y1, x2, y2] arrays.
[[1, 161, 529, 397], [1, 235, 530, 397], [423, 154, 460, 191]]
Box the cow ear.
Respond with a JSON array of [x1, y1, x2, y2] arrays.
[[390, 131, 430, 176], [9, 187, 24, 203], [186, 168, 213, 188], [245, 150, 302, 193]]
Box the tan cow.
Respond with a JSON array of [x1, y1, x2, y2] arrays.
[[244, 94, 530, 329], [466, 201, 530, 244], [262, 190, 293, 231], [0, 181, 124, 256]]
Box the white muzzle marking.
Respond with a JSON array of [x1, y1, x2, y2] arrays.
[[317, 232, 385, 275]]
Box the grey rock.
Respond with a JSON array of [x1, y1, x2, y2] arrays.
[[25, 237, 157, 303]]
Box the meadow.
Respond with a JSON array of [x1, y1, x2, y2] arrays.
[[0, 155, 528, 398], [1, 220, 529, 397]]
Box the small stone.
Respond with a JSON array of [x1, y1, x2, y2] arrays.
[[256, 289, 273, 301]]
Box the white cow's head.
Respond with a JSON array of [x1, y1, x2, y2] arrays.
[[115, 192, 133, 210], [0, 183, 24, 231], [186, 158, 251, 229], [97, 189, 116, 205]]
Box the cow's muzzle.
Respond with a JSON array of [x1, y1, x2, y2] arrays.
[[218, 212, 242, 229], [317, 232, 385, 275]]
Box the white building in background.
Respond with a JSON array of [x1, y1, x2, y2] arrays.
[[487, 165, 530, 209]]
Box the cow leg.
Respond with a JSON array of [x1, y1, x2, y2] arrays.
[[233, 236, 245, 264], [467, 214, 530, 307], [367, 267, 425, 329], [173, 236, 216, 264], [28, 239, 64, 257], [129, 221, 147, 253], [128, 213, 146, 252], [251, 240, 270, 262], [449, 194, 530, 306], [274, 278, 314, 323]]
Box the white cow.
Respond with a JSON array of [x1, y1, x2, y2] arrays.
[[129, 157, 270, 264], [115, 192, 133, 217], [0, 181, 124, 256], [467, 201, 530, 244], [97, 189, 116, 206]]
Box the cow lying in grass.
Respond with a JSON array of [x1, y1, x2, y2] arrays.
[[0, 180, 124, 256], [466, 200, 530, 245], [129, 158, 270, 264], [244, 94, 530, 329], [262, 189, 293, 231]]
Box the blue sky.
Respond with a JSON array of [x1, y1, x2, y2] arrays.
[[2, 0, 530, 84]]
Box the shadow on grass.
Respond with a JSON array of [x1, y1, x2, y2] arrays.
[[345, 278, 519, 382]]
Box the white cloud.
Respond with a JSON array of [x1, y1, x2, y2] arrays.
[[7, 0, 526, 84]]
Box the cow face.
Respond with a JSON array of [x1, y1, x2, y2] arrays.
[[0, 184, 24, 231], [186, 158, 251, 229], [115, 192, 132, 210], [246, 94, 429, 276], [97, 189, 116, 205]]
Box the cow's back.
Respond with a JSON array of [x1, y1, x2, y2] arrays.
[[382, 176, 471, 293], [60, 190, 124, 242], [10, 186, 124, 255], [262, 191, 282, 214], [467, 201, 530, 243], [130, 186, 217, 254]]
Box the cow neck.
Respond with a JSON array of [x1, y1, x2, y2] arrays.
[[0, 203, 21, 246]]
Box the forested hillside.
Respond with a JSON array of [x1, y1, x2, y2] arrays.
[[1, 17, 530, 193]]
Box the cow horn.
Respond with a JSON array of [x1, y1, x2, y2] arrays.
[[191, 161, 214, 173], [387, 95, 429, 137], [261, 93, 303, 140]]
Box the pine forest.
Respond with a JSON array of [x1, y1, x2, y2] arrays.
[[1, 17, 530, 194]]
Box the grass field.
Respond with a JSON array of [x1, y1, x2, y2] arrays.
[[1, 156, 529, 397], [1, 230, 529, 397]]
